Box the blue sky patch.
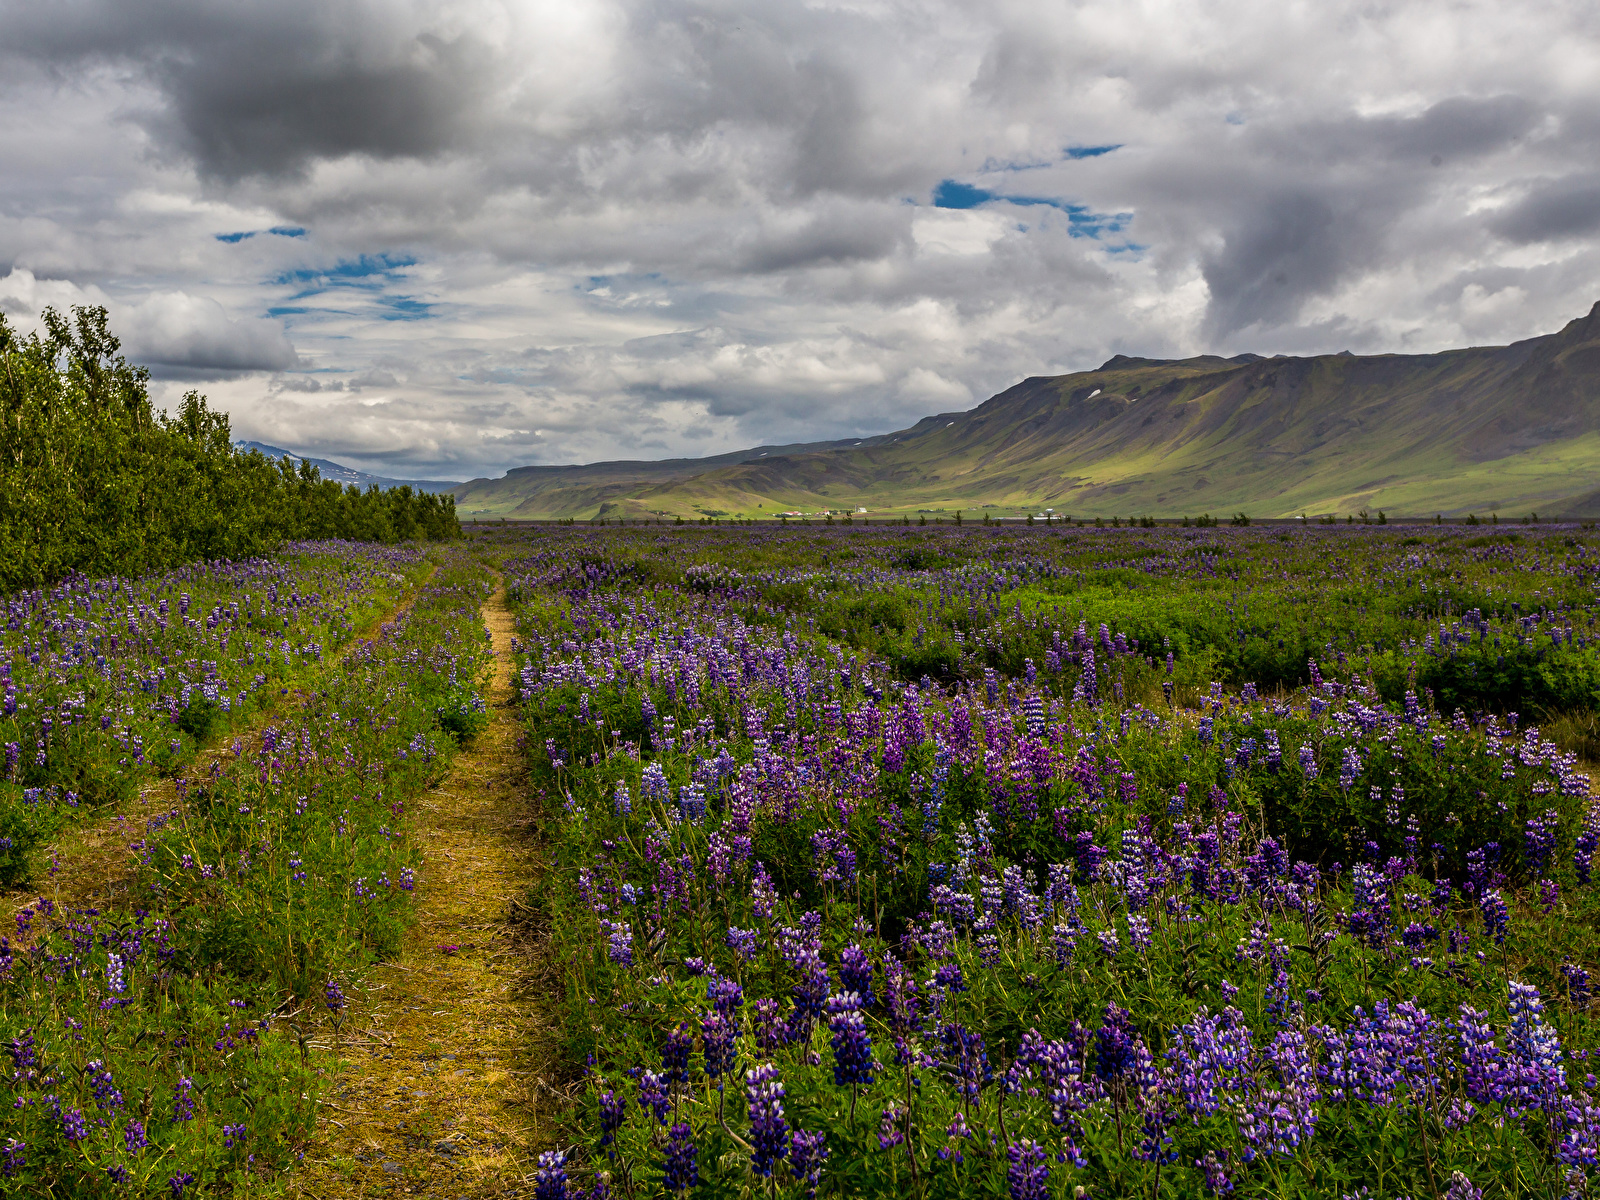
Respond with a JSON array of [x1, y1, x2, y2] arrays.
[[272, 253, 419, 300], [378, 296, 435, 321], [931, 180, 1131, 238], [932, 180, 994, 209], [1065, 144, 1122, 159], [219, 226, 305, 242]]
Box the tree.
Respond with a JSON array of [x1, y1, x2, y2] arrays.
[[0, 305, 459, 590]]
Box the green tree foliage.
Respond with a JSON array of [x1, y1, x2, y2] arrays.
[[0, 306, 458, 588]]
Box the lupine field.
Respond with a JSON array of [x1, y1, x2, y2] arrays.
[[1, 545, 493, 1196], [498, 523, 1600, 1200], [8, 521, 1600, 1199], [0, 544, 426, 885]]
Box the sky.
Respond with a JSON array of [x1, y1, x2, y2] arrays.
[[1, 1, 1597, 483]]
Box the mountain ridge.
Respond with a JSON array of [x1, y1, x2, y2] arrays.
[[452, 302, 1600, 519], [235, 442, 462, 495]]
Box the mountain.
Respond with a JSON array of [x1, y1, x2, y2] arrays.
[[451, 434, 893, 518], [455, 302, 1600, 520], [235, 443, 461, 495]]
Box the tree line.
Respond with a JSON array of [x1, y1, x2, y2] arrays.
[[0, 305, 459, 591]]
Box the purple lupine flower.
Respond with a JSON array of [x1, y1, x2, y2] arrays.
[[88, 1060, 124, 1112], [223, 1122, 246, 1149], [1022, 693, 1045, 739], [1505, 981, 1566, 1117], [839, 943, 874, 1007], [752, 864, 778, 923], [1455, 1003, 1503, 1108], [324, 978, 346, 1015], [1051, 922, 1077, 967], [124, 1119, 148, 1153], [661, 1122, 699, 1196], [883, 959, 924, 1050], [1299, 744, 1318, 780], [708, 975, 744, 1014], [662, 1023, 694, 1085], [934, 961, 966, 993], [168, 1173, 197, 1199], [638, 1070, 671, 1125], [641, 760, 668, 802], [1127, 914, 1153, 952], [1264, 730, 1282, 773], [826, 992, 876, 1087], [534, 1150, 569, 1200], [1094, 1003, 1136, 1085], [605, 921, 633, 965], [57, 1104, 89, 1142], [1444, 1170, 1483, 1200], [0, 1139, 22, 1178], [1479, 889, 1509, 945], [1401, 922, 1439, 949], [745, 1064, 790, 1176], [725, 926, 759, 960], [753, 998, 788, 1052], [1197, 1150, 1234, 1194], [1541, 878, 1560, 913], [678, 782, 707, 823], [939, 1023, 991, 1103], [598, 1089, 625, 1152], [1575, 801, 1600, 883], [1006, 1140, 1050, 1200], [789, 1129, 827, 1199], [170, 1077, 195, 1123], [703, 1011, 739, 1082], [876, 1103, 907, 1149], [1466, 844, 1497, 897], [1525, 809, 1560, 877], [1563, 962, 1592, 1011], [975, 932, 1002, 968], [1339, 746, 1362, 789], [1134, 1098, 1177, 1165], [787, 944, 831, 1039]]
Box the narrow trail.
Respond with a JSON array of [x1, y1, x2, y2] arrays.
[[4, 577, 430, 917], [293, 579, 562, 1200]]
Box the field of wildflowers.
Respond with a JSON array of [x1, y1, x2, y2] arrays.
[[498, 523, 1600, 1199], [0, 547, 493, 1196], [0, 542, 430, 886]]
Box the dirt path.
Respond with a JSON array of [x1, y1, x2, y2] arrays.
[[5, 576, 430, 916], [292, 580, 562, 1200]]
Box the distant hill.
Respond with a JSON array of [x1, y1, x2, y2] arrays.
[[451, 434, 894, 518], [451, 302, 1600, 520], [236, 442, 461, 495]]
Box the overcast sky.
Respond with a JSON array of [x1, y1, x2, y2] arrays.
[[2, 0, 1597, 481]]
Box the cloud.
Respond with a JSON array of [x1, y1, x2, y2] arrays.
[[0, 269, 295, 375], [1491, 175, 1600, 243], [120, 292, 300, 375], [0, 0, 1595, 478]]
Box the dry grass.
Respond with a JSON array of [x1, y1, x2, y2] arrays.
[[290, 581, 565, 1200]]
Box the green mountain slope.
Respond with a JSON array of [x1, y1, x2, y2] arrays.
[[452, 434, 891, 518], [458, 302, 1600, 520]]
